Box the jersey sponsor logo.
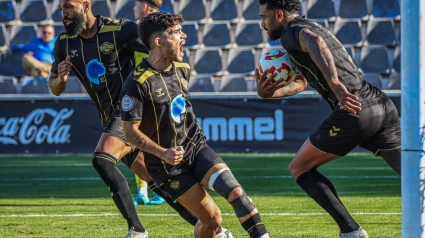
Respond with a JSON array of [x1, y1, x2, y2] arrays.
[[99, 42, 114, 54], [170, 181, 180, 190], [156, 88, 165, 97], [121, 95, 134, 112], [171, 95, 186, 123], [86, 59, 106, 85], [197, 110, 284, 142], [70, 50, 78, 57], [0, 108, 73, 145]]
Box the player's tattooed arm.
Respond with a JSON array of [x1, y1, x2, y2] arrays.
[[256, 69, 307, 98], [299, 29, 362, 114], [272, 74, 307, 98]]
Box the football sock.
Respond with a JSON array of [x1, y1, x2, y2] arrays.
[[92, 152, 145, 232], [379, 148, 401, 175], [135, 175, 149, 198], [148, 181, 198, 226], [296, 169, 359, 233], [241, 213, 268, 238]]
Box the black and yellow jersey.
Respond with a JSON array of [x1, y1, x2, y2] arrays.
[[51, 15, 148, 126], [120, 59, 204, 174], [280, 16, 383, 109]]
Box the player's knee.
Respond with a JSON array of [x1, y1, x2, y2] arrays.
[[93, 152, 117, 168], [288, 161, 301, 178], [227, 187, 243, 203], [208, 168, 240, 199], [200, 210, 222, 231]]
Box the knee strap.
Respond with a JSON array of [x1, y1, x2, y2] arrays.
[[209, 168, 239, 199]]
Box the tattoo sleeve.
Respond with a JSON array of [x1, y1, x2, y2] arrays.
[[123, 121, 165, 158], [271, 75, 307, 98]]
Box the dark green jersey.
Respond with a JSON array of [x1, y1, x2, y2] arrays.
[[51, 16, 148, 126], [120, 59, 204, 173]]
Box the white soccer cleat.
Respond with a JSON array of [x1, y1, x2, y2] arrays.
[[215, 227, 234, 238], [126, 227, 149, 238], [339, 227, 369, 238]]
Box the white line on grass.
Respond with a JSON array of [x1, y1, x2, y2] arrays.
[[0, 212, 401, 218], [0, 175, 400, 181]]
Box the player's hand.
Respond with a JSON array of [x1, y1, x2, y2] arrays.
[[160, 146, 184, 166], [57, 56, 72, 82], [332, 82, 362, 114], [255, 68, 285, 98]]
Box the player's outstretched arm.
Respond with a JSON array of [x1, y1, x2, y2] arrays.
[[123, 121, 184, 166], [48, 56, 72, 96], [299, 29, 362, 114], [256, 68, 307, 98]]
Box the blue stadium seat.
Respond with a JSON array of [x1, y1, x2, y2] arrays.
[[21, 78, 50, 94], [359, 46, 390, 74], [10, 24, 37, 45], [372, 0, 400, 18], [91, 0, 110, 17], [242, 0, 260, 20], [178, 0, 205, 21], [362, 73, 382, 89], [202, 22, 231, 47], [306, 0, 335, 19], [0, 24, 6, 48], [333, 19, 362, 46], [53, 23, 65, 36], [210, 0, 238, 21], [63, 76, 82, 93], [0, 77, 17, 94], [388, 73, 400, 89], [393, 45, 400, 73], [51, 4, 62, 22], [0, 51, 26, 76], [20, 0, 47, 22], [159, 0, 174, 13], [188, 75, 214, 92], [365, 18, 396, 46], [234, 21, 263, 47], [182, 22, 198, 47], [226, 48, 255, 74], [0, 0, 16, 22], [338, 0, 368, 19], [194, 48, 222, 74], [219, 75, 247, 92], [115, 0, 135, 21]]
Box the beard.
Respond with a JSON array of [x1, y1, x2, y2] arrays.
[[268, 28, 282, 41], [63, 11, 85, 36]]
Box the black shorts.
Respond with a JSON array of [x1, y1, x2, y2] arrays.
[[152, 144, 224, 202], [103, 111, 140, 169], [309, 94, 401, 156]]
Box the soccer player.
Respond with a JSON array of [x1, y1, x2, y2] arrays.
[[121, 11, 269, 238], [257, 0, 401, 237]]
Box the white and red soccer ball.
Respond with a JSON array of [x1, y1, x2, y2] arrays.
[[257, 49, 297, 86]]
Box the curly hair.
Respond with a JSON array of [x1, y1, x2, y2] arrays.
[[259, 0, 300, 14], [138, 12, 184, 51]]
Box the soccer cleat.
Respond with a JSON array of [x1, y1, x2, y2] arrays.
[[215, 227, 234, 238], [133, 193, 149, 206], [146, 193, 166, 205], [339, 227, 369, 238], [126, 227, 149, 238]]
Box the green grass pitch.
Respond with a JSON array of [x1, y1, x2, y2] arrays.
[[0, 153, 400, 237]]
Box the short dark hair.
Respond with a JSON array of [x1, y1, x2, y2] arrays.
[[138, 11, 184, 51], [259, 0, 300, 14], [136, 0, 162, 9]]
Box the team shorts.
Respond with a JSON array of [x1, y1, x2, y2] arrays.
[[103, 111, 140, 169], [153, 143, 225, 203], [309, 93, 401, 156]]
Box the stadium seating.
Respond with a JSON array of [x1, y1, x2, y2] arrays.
[[226, 48, 255, 74], [234, 21, 263, 47], [359, 46, 390, 74], [393, 45, 400, 73], [20, 0, 47, 22], [209, 0, 238, 21], [115, 0, 135, 21], [182, 21, 198, 47], [333, 19, 362, 46], [0, 51, 26, 76], [160, 0, 174, 13], [0, 23, 7, 48], [0, 77, 17, 94], [10, 24, 37, 45], [306, 0, 335, 19], [362, 73, 382, 89], [338, 0, 368, 19], [21, 78, 50, 94], [242, 0, 260, 20], [91, 0, 110, 18], [372, 0, 400, 18], [178, 0, 206, 21], [183, 48, 190, 65], [202, 22, 231, 47], [388, 73, 400, 89], [365, 18, 396, 46], [194, 48, 222, 74], [219, 75, 247, 92], [53, 23, 65, 36], [63, 76, 82, 93], [0, 0, 16, 22], [51, 0, 62, 22], [188, 75, 214, 92]]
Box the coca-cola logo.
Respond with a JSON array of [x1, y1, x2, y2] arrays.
[[0, 108, 74, 145]]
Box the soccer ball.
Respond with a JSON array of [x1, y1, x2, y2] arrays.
[[257, 49, 297, 86]]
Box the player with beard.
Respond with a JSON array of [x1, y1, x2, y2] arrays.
[[256, 0, 401, 237], [121, 11, 269, 238]]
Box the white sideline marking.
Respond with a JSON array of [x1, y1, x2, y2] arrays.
[[0, 212, 401, 218], [0, 175, 400, 182]]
